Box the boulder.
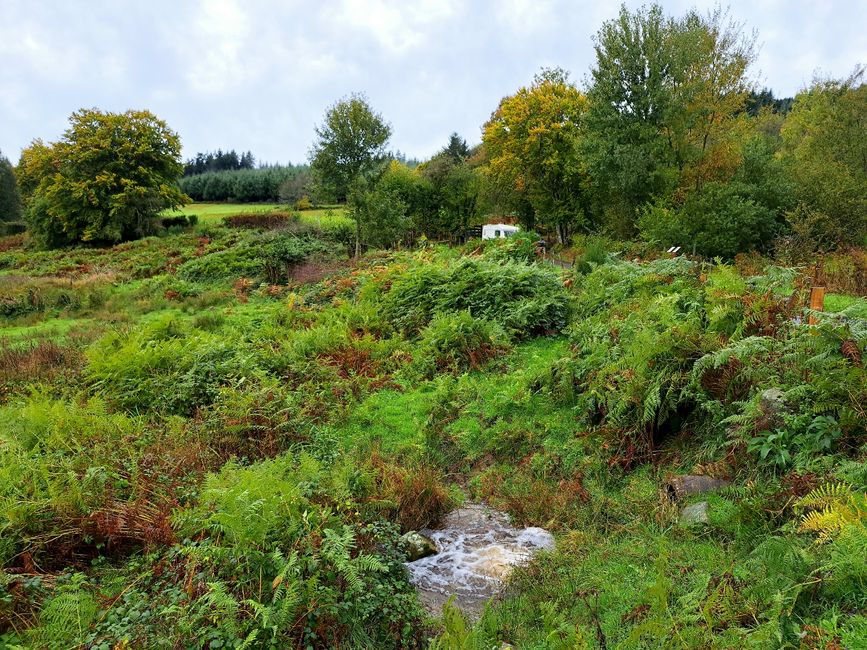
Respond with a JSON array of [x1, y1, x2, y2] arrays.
[[666, 475, 731, 501], [402, 531, 437, 561], [680, 501, 709, 526], [759, 388, 786, 420]]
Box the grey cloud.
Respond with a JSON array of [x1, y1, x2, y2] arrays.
[[1, 0, 864, 164]]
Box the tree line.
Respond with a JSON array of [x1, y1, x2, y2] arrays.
[[178, 165, 309, 203], [183, 149, 256, 176], [310, 5, 865, 257], [2, 3, 865, 255]]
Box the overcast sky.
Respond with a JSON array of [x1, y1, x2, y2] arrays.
[[1, 0, 865, 165]]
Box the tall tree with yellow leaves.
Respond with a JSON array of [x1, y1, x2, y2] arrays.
[[482, 68, 590, 243]]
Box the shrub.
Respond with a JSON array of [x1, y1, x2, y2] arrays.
[[574, 237, 611, 274], [86, 319, 255, 414], [0, 221, 26, 236], [480, 231, 541, 264], [260, 233, 330, 284], [223, 211, 296, 229], [0, 396, 150, 564], [177, 244, 264, 281], [169, 453, 427, 647], [382, 257, 570, 337], [413, 311, 509, 377], [638, 182, 782, 258], [160, 214, 198, 229]]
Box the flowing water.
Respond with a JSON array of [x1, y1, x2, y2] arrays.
[[406, 503, 555, 614]]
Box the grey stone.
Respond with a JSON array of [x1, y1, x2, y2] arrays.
[[759, 388, 786, 418], [666, 475, 731, 501], [680, 501, 709, 526], [402, 531, 437, 561]]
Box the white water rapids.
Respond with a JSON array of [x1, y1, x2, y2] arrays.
[[406, 503, 555, 613]]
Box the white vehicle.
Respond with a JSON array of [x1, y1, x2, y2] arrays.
[[481, 223, 520, 239]]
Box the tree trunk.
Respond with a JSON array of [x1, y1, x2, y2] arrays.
[[355, 218, 361, 257]]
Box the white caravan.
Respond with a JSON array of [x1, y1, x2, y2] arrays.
[[481, 224, 520, 239]]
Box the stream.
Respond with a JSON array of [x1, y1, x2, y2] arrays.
[[406, 503, 555, 614]]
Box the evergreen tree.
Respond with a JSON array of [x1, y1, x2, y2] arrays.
[[0, 149, 23, 223]]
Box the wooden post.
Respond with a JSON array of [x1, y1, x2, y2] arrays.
[[808, 286, 825, 325]]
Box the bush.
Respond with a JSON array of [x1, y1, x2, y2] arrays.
[[382, 257, 570, 337], [160, 214, 197, 229], [168, 453, 427, 647], [638, 182, 782, 258], [177, 244, 264, 282], [413, 311, 509, 377], [177, 231, 334, 284], [0, 221, 26, 236], [223, 211, 296, 229], [355, 186, 412, 250], [481, 231, 541, 264], [86, 318, 256, 414], [0, 396, 151, 564]]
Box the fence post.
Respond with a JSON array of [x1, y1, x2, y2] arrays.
[[808, 286, 826, 325]]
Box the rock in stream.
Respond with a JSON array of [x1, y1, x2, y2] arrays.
[[405, 503, 554, 615]]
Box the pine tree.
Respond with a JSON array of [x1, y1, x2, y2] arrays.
[[0, 149, 23, 223]]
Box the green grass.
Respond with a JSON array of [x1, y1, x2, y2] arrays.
[[0, 316, 97, 345], [2, 233, 865, 648], [825, 292, 867, 317], [164, 202, 350, 224]]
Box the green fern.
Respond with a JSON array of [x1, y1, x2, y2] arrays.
[[33, 574, 97, 649], [795, 483, 867, 543]]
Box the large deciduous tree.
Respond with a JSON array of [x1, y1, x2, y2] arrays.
[[309, 94, 392, 256], [0, 149, 23, 225], [482, 68, 589, 243], [18, 109, 187, 248], [584, 3, 756, 237], [780, 69, 867, 250], [417, 133, 481, 241]]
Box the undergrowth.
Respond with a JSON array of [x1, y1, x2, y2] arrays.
[[1, 228, 865, 648]]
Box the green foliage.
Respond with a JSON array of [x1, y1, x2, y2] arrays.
[[179, 166, 304, 202], [177, 231, 332, 284], [0, 149, 23, 223], [353, 175, 412, 250], [480, 231, 541, 265], [170, 453, 426, 648], [310, 93, 391, 203], [412, 311, 509, 377], [18, 108, 188, 247], [86, 316, 256, 414], [583, 4, 756, 236], [416, 137, 481, 241], [31, 573, 98, 649], [482, 67, 590, 241], [382, 257, 569, 337], [3, 152, 866, 648], [695, 317, 866, 468], [638, 181, 782, 258], [781, 70, 867, 249], [0, 395, 148, 564], [553, 258, 716, 441]]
